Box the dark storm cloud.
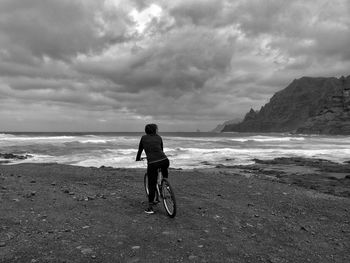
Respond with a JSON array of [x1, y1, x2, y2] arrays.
[[232, 0, 350, 66], [0, 0, 132, 61], [169, 0, 225, 26], [75, 26, 234, 96], [0, 0, 349, 131]]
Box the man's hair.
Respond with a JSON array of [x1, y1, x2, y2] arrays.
[[145, 123, 158, 135]]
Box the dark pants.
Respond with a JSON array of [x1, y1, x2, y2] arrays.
[[147, 158, 169, 204]]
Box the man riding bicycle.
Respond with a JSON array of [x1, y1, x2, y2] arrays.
[[136, 124, 169, 214]]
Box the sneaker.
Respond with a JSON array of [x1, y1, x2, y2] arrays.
[[144, 207, 155, 214], [152, 199, 160, 205]]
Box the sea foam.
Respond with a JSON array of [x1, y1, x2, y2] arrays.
[[1, 132, 350, 169]]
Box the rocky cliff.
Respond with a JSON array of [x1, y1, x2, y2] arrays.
[[211, 118, 241, 132], [222, 75, 350, 134]]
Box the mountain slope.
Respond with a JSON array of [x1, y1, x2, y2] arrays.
[[211, 118, 241, 132], [222, 75, 350, 134]]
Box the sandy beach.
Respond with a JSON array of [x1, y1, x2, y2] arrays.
[[0, 159, 349, 263]]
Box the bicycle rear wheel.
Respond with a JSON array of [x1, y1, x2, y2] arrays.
[[161, 178, 176, 218]]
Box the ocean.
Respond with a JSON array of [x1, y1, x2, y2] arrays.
[[1, 132, 350, 169]]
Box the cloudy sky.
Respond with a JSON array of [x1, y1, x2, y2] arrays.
[[0, 0, 349, 132]]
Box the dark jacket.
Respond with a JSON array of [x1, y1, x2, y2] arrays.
[[136, 134, 167, 163]]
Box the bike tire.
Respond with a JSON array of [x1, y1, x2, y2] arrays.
[[161, 178, 177, 218]]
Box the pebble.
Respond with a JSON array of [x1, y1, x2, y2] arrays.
[[188, 255, 197, 260], [12, 198, 20, 202], [268, 256, 282, 263], [127, 258, 140, 263], [0, 242, 6, 247], [30, 180, 36, 183], [132, 246, 140, 250], [25, 191, 36, 198], [80, 248, 93, 255]]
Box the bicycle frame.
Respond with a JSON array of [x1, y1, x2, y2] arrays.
[[141, 157, 176, 218]]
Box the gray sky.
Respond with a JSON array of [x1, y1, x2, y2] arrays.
[[0, 0, 349, 132]]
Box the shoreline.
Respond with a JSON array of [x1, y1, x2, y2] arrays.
[[2, 154, 350, 198], [0, 159, 349, 262]]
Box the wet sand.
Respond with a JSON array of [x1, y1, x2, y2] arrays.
[[0, 159, 349, 262]]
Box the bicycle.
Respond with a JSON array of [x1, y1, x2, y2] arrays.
[[141, 158, 177, 218]]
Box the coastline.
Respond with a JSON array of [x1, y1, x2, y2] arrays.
[[0, 159, 349, 262]]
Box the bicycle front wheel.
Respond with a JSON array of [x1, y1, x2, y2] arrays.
[[161, 178, 177, 218]]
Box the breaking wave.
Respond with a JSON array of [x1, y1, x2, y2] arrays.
[[1, 132, 349, 169]]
